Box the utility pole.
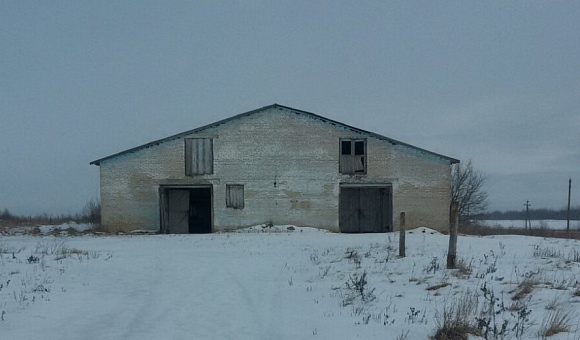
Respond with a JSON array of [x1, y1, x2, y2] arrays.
[[524, 200, 531, 230], [567, 179, 572, 232]]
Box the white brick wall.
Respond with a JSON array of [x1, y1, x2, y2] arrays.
[[99, 107, 452, 232]]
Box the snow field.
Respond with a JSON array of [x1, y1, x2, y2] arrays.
[[1, 227, 580, 339]]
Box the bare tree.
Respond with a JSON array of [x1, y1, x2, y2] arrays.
[[451, 160, 488, 221], [81, 198, 101, 224], [0, 208, 12, 220]]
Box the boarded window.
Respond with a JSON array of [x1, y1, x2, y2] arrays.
[[185, 138, 213, 175], [340, 139, 366, 174], [226, 184, 244, 209]]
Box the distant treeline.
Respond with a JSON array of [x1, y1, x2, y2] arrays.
[[484, 206, 580, 220], [0, 198, 100, 226]]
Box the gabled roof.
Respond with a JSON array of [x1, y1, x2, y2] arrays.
[[90, 104, 459, 166]]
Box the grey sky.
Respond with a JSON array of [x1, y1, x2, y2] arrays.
[[1, 1, 578, 215]]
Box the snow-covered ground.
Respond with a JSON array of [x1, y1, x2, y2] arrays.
[[481, 220, 580, 230], [4, 221, 95, 235], [1, 226, 580, 339]]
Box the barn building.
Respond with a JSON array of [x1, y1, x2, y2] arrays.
[[90, 104, 459, 233]]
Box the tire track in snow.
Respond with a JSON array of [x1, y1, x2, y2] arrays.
[[222, 250, 293, 340]]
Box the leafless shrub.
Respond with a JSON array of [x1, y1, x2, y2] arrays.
[[345, 248, 362, 268], [406, 306, 427, 325], [340, 271, 376, 307], [476, 283, 511, 339], [344, 248, 359, 260], [423, 256, 441, 274], [345, 271, 375, 303]]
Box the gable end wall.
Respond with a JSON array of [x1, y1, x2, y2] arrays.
[[99, 107, 451, 233]]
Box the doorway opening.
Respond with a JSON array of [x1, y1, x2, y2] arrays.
[[339, 185, 392, 233], [160, 186, 212, 234]]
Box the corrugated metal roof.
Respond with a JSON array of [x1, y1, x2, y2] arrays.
[[90, 104, 459, 165]]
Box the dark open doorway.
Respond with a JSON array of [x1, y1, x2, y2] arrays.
[[160, 186, 212, 234], [339, 185, 392, 233]]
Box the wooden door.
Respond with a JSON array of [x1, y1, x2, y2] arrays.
[[340, 187, 392, 233], [162, 187, 212, 234], [339, 187, 360, 233], [167, 189, 190, 234]]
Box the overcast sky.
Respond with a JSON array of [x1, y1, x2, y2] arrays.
[[1, 1, 578, 216]]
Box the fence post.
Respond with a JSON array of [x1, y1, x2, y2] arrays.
[[447, 202, 458, 269], [399, 212, 406, 257]]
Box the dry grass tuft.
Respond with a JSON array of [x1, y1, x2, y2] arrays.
[[507, 300, 526, 312], [538, 310, 573, 337], [426, 282, 451, 291], [451, 258, 472, 279], [533, 245, 562, 259], [545, 297, 562, 311], [432, 325, 477, 340], [512, 278, 537, 301], [432, 290, 480, 340]]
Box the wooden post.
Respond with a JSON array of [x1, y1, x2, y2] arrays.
[[567, 179, 572, 232], [447, 202, 458, 269], [399, 212, 406, 257]]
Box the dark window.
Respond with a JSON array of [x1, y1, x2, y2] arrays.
[[226, 184, 244, 209], [341, 140, 352, 155], [185, 138, 213, 175], [339, 139, 367, 174], [354, 141, 365, 155]]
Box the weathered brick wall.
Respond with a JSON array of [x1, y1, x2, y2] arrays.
[[99, 106, 451, 232]]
